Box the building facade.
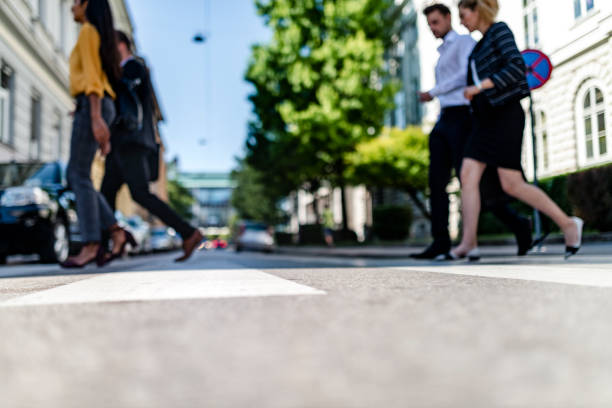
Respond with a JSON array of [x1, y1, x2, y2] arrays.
[[506, 0, 612, 180], [0, 0, 78, 163], [177, 171, 235, 233]]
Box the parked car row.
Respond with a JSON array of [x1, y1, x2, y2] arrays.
[[0, 162, 281, 265]]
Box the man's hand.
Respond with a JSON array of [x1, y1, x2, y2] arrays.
[[418, 91, 433, 103], [92, 115, 111, 156], [463, 85, 481, 101]]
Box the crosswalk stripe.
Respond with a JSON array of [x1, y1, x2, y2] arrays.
[[1, 269, 325, 307], [393, 264, 612, 288]]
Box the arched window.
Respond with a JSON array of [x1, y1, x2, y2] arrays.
[[577, 83, 608, 166]]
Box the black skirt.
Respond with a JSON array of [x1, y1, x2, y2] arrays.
[[464, 95, 526, 171]]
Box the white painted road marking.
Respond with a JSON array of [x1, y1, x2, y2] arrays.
[[2, 269, 325, 307], [395, 264, 612, 288]]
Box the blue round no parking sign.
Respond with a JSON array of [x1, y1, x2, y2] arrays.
[[521, 49, 553, 90]]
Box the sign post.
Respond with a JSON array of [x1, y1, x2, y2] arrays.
[[521, 49, 553, 249]]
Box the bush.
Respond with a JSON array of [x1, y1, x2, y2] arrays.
[[332, 229, 358, 243], [299, 224, 325, 245], [568, 164, 612, 232], [478, 211, 511, 235], [372, 205, 412, 241], [275, 232, 295, 246]]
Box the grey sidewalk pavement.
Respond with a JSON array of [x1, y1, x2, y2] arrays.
[[276, 239, 612, 259]]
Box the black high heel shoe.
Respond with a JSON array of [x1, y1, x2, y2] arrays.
[[109, 227, 137, 261], [61, 245, 104, 269], [565, 217, 584, 260]]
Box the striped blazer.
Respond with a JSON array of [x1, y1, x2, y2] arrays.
[[469, 22, 530, 107]]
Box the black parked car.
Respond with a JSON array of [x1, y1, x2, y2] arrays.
[[0, 162, 80, 264]]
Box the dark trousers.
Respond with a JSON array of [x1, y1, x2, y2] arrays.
[[101, 145, 195, 239], [66, 95, 117, 243], [428, 106, 527, 250]]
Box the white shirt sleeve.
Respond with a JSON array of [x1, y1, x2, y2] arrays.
[[429, 36, 476, 97]]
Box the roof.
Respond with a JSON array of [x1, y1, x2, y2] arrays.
[[177, 172, 236, 190]]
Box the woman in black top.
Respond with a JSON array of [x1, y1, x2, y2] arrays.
[[448, 0, 583, 260]]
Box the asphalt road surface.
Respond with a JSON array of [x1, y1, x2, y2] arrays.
[[1, 244, 611, 407]]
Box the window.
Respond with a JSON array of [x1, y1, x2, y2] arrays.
[[1, 62, 15, 146], [30, 92, 42, 160], [575, 0, 595, 19], [38, 0, 46, 27], [0, 88, 8, 146], [577, 83, 608, 164], [538, 112, 549, 171], [522, 0, 539, 47]]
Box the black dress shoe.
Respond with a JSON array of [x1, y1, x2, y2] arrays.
[[410, 245, 450, 260]]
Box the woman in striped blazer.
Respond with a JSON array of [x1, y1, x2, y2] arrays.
[[446, 0, 583, 261]]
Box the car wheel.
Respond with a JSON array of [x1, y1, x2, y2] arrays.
[[39, 220, 70, 264], [235, 244, 243, 252]]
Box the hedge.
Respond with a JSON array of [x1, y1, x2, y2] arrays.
[[372, 205, 413, 241], [479, 164, 612, 234]]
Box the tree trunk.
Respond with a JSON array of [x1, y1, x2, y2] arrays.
[[308, 180, 321, 225], [312, 192, 320, 225], [340, 184, 349, 231]]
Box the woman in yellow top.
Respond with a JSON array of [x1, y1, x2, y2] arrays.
[[62, 0, 135, 268]]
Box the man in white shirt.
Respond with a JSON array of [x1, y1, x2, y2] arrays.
[[412, 3, 532, 259]]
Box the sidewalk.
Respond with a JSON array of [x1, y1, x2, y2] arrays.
[[276, 233, 612, 259]]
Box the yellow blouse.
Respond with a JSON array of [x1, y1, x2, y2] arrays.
[[69, 22, 115, 99]]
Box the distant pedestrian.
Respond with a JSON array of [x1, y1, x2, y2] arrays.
[[101, 30, 203, 262], [61, 0, 135, 268], [448, 0, 583, 260], [322, 207, 335, 247], [412, 3, 532, 261]]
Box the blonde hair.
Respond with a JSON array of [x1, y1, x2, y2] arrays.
[[458, 0, 499, 25]]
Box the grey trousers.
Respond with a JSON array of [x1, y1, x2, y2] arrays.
[[67, 95, 117, 243]]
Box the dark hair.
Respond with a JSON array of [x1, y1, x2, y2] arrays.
[[85, 0, 121, 86], [423, 4, 451, 16], [116, 30, 133, 52]]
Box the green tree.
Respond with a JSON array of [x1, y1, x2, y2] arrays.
[[246, 0, 398, 230], [346, 126, 430, 217], [231, 161, 286, 225], [167, 178, 195, 221]]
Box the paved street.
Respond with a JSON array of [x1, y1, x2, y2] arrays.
[[2, 244, 612, 407]]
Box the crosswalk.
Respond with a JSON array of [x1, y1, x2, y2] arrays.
[[394, 262, 612, 288], [2, 268, 326, 307]]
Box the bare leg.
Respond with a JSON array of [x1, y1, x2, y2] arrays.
[[453, 158, 487, 255], [497, 168, 578, 246]]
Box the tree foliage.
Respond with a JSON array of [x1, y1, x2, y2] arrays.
[[245, 0, 398, 227], [346, 126, 430, 216], [231, 161, 287, 225], [167, 178, 195, 221]]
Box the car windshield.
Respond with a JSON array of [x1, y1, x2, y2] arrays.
[[0, 163, 61, 188]]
